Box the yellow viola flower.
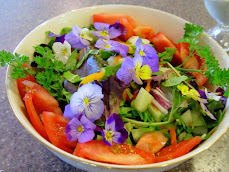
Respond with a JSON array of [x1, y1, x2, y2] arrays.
[[177, 85, 200, 101]]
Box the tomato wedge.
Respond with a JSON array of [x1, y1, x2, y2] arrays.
[[22, 80, 62, 115], [169, 127, 177, 145], [24, 93, 49, 140], [43, 111, 78, 153], [155, 136, 202, 163], [74, 140, 155, 165], [151, 32, 181, 65], [17, 75, 36, 100], [133, 24, 154, 41], [136, 131, 168, 154], [178, 42, 208, 86]]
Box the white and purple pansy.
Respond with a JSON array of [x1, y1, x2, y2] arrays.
[[101, 113, 128, 146], [65, 82, 104, 122], [95, 38, 129, 57], [65, 25, 93, 50], [92, 22, 124, 40], [134, 38, 159, 72], [65, 114, 96, 143]]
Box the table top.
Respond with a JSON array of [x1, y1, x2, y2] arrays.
[[0, 0, 228, 172]]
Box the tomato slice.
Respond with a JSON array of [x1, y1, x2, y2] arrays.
[[17, 75, 36, 100], [43, 111, 78, 153], [178, 42, 208, 86], [74, 140, 155, 165], [136, 131, 168, 154], [155, 136, 202, 163], [23, 81, 62, 115], [134, 24, 154, 41], [151, 32, 181, 65], [24, 93, 49, 140], [93, 13, 136, 41]]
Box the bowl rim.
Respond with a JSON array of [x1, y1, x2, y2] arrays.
[[6, 4, 229, 170]]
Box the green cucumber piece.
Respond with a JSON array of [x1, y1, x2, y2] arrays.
[[131, 87, 154, 113], [131, 128, 154, 143], [178, 132, 187, 142], [192, 126, 208, 135], [191, 110, 205, 127], [181, 110, 193, 127], [148, 104, 164, 122]]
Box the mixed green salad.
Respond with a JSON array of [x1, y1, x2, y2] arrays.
[[0, 13, 228, 165]]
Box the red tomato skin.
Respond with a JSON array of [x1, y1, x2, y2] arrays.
[[74, 140, 155, 165], [17, 76, 36, 100], [155, 136, 202, 163], [23, 81, 63, 116], [24, 93, 49, 141], [151, 32, 181, 65], [133, 24, 154, 41], [178, 42, 208, 86], [43, 111, 78, 153]]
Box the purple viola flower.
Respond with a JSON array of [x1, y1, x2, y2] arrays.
[[95, 38, 128, 57], [65, 114, 96, 143], [101, 113, 128, 146], [63, 104, 76, 120], [134, 38, 159, 72], [70, 82, 104, 122], [65, 25, 93, 50], [48, 32, 65, 43], [116, 56, 152, 85], [110, 22, 127, 36], [92, 22, 122, 40], [200, 102, 217, 120]]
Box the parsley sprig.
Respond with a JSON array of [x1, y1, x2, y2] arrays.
[[178, 23, 229, 97], [0, 50, 32, 79]]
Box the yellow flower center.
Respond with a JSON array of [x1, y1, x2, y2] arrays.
[[100, 30, 109, 37], [77, 126, 84, 132], [62, 48, 68, 55], [139, 50, 146, 56], [84, 98, 90, 105], [105, 131, 113, 141], [104, 44, 111, 48]]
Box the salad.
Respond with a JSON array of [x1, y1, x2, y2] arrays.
[[1, 13, 228, 165]]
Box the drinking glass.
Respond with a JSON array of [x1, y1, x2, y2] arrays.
[[204, 0, 229, 52]]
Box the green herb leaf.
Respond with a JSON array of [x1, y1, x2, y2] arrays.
[[76, 49, 99, 69], [65, 48, 78, 70], [60, 27, 72, 35], [62, 88, 72, 103], [158, 47, 177, 62], [0, 50, 31, 79], [162, 75, 188, 87], [101, 64, 121, 80], [63, 71, 82, 83]]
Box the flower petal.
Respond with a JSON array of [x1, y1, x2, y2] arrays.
[[80, 115, 96, 130], [94, 22, 110, 31], [70, 91, 85, 115], [102, 130, 113, 146], [65, 117, 82, 141], [78, 129, 95, 143], [112, 131, 123, 144], [63, 104, 76, 120], [105, 115, 116, 131], [84, 100, 104, 122], [110, 22, 127, 36], [112, 113, 124, 130]]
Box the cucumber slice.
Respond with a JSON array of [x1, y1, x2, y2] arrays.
[[178, 132, 187, 142], [192, 126, 208, 135], [148, 104, 164, 122], [131, 87, 154, 113], [181, 110, 193, 127], [191, 110, 205, 127], [126, 36, 150, 45]]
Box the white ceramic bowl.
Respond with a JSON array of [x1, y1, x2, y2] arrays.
[[6, 4, 229, 172]]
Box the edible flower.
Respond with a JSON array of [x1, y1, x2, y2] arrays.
[[95, 38, 129, 57], [70, 83, 104, 122], [52, 40, 71, 64], [177, 84, 200, 101], [92, 22, 122, 40], [102, 113, 128, 146], [65, 25, 93, 50], [116, 56, 152, 85], [48, 32, 65, 43], [134, 38, 159, 72], [65, 114, 96, 143], [200, 102, 217, 120]]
